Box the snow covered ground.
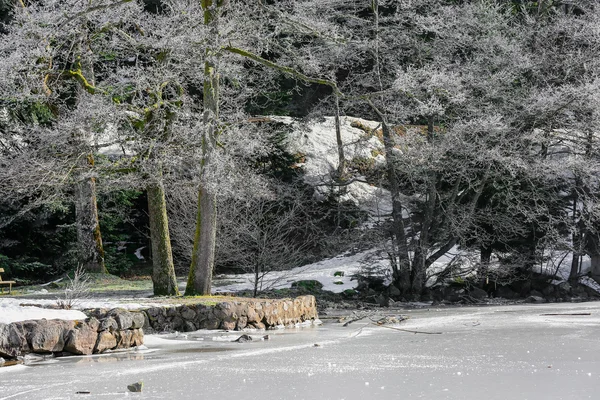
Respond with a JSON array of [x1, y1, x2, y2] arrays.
[[0, 298, 159, 325], [213, 248, 390, 294], [0, 302, 87, 324], [1, 301, 599, 399]]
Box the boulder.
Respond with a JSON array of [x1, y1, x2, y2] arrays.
[[110, 310, 134, 330], [95, 331, 118, 353], [180, 306, 196, 321], [291, 280, 323, 292], [28, 320, 72, 354], [388, 285, 401, 298], [64, 320, 98, 355], [495, 285, 517, 299], [183, 321, 197, 332], [468, 287, 488, 300], [0, 322, 29, 358], [524, 296, 546, 303], [98, 317, 118, 332]]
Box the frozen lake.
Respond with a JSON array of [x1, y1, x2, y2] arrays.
[[1, 301, 599, 399]]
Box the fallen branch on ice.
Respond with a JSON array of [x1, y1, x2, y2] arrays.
[[372, 323, 442, 335]]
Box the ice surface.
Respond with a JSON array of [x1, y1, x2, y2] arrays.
[[1, 302, 599, 399]]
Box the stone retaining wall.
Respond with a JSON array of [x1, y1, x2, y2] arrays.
[[0, 312, 144, 359], [0, 295, 318, 360], [140, 295, 319, 332]]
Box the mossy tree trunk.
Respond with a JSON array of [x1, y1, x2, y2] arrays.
[[74, 154, 106, 274], [186, 0, 221, 296], [73, 34, 106, 274], [148, 177, 179, 296]]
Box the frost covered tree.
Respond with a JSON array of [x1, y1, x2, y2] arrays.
[[0, 0, 121, 274]]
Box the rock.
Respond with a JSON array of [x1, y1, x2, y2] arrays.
[[495, 285, 517, 299], [127, 382, 143, 392], [111, 310, 134, 330], [130, 313, 146, 330], [170, 316, 184, 331], [28, 319, 71, 353], [183, 321, 197, 332], [468, 287, 488, 300], [250, 322, 266, 330], [530, 290, 544, 298], [115, 329, 143, 349], [524, 296, 546, 303], [98, 317, 118, 332], [246, 307, 259, 324], [64, 321, 98, 355], [95, 331, 117, 353], [180, 307, 196, 321], [443, 286, 464, 302], [542, 285, 555, 296], [558, 281, 572, 293], [388, 285, 401, 298], [0, 357, 5, 366], [0, 322, 29, 358], [291, 280, 323, 292], [234, 334, 253, 343], [236, 316, 248, 330], [131, 329, 144, 347], [221, 321, 236, 331]]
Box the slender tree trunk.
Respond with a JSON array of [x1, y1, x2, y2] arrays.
[[382, 121, 411, 292], [74, 154, 106, 273], [410, 117, 437, 297], [569, 193, 580, 282], [148, 178, 179, 296], [480, 245, 492, 282], [365, 100, 410, 293], [186, 0, 221, 295], [591, 254, 600, 284], [73, 34, 106, 274], [334, 93, 345, 180], [186, 186, 217, 295]]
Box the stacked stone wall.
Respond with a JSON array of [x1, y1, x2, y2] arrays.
[[142, 295, 318, 332], [0, 295, 318, 360], [0, 311, 144, 359]]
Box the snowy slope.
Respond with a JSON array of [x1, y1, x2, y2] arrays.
[[275, 116, 393, 218], [213, 248, 390, 294]]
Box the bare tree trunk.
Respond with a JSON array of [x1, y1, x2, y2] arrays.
[[591, 254, 600, 284], [410, 117, 437, 297], [74, 154, 106, 273], [334, 93, 346, 180], [73, 33, 106, 274], [480, 245, 492, 282], [186, 0, 221, 295], [148, 178, 179, 296], [186, 186, 217, 295], [569, 193, 580, 282], [370, 103, 411, 293]]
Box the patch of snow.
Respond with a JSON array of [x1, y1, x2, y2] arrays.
[[0, 300, 87, 324], [277, 116, 393, 219], [214, 248, 390, 294], [579, 276, 600, 293]]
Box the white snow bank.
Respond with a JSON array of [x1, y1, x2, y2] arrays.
[[0, 298, 159, 324], [0, 300, 87, 324], [214, 248, 390, 294]]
